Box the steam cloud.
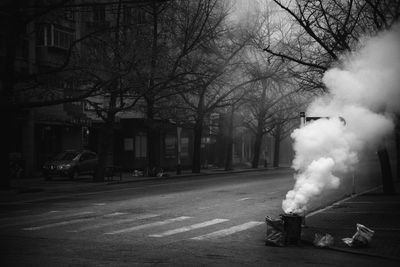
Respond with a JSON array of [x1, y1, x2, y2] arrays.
[[282, 25, 400, 214]]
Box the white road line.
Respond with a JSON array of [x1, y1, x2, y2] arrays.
[[68, 214, 159, 232], [149, 219, 229, 237], [104, 216, 192, 235], [104, 212, 128, 217], [45, 211, 95, 220], [92, 203, 106, 206], [0, 211, 95, 228], [237, 198, 250, 201], [22, 212, 124, 231], [191, 221, 264, 240]]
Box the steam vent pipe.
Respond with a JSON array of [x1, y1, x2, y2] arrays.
[[300, 112, 305, 128]]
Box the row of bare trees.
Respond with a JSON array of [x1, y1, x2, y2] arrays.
[[1, 0, 304, 188], [263, 0, 400, 193]]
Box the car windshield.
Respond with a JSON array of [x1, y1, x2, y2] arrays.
[[54, 151, 79, 161]]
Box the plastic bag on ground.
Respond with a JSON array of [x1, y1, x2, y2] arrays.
[[265, 216, 285, 247], [342, 223, 374, 248], [313, 233, 334, 247]]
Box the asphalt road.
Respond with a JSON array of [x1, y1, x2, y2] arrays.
[[0, 166, 386, 266]]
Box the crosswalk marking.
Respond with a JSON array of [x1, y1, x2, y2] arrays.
[[191, 221, 264, 240], [92, 203, 106, 206], [22, 212, 124, 231], [104, 212, 128, 217], [41, 211, 95, 220], [0, 211, 95, 229], [104, 216, 192, 235], [149, 219, 229, 237], [68, 214, 159, 232]]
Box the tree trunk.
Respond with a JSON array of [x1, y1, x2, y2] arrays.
[[252, 86, 267, 169], [94, 78, 118, 182], [273, 126, 281, 168], [252, 131, 262, 168], [192, 119, 203, 173], [252, 118, 264, 168], [94, 118, 114, 182], [273, 138, 280, 168], [145, 1, 159, 175], [377, 146, 396, 194], [146, 99, 158, 174], [396, 116, 400, 181], [94, 1, 120, 182], [225, 106, 234, 171]]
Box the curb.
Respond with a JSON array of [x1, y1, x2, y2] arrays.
[[106, 167, 291, 185], [305, 185, 383, 219]]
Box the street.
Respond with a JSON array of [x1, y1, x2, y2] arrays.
[[0, 166, 389, 266]]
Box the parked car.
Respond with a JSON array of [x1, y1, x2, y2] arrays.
[[43, 150, 98, 180]]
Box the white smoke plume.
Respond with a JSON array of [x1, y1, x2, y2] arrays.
[[282, 25, 400, 214]]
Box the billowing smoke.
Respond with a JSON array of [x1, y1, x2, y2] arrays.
[[282, 25, 400, 214]]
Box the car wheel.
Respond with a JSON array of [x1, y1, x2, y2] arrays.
[[69, 170, 79, 180]]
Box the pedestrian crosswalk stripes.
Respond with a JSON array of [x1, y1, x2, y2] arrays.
[[149, 218, 229, 237], [16, 210, 264, 241], [190, 221, 264, 240], [68, 214, 160, 232], [22, 212, 126, 231], [104, 216, 192, 235], [104, 212, 128, 217]]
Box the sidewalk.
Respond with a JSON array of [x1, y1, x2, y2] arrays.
[[300, 182, 400, 263], [1, 166, 291, 204]]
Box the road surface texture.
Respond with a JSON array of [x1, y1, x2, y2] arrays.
[[1, 164, 397, 266]]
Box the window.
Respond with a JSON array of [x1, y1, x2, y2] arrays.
[[36, 24, 74, 50], [164, 135, 176, 159], [87, 153, 97, 160], [210, 113, 220, 135], [181, 137, 189, 157], [135, 9, 147, 25], [93, 5, 106, 23], [79, 153, 89, 161], [123, 5, 133, 24], [53, 26, 73, 49], [64, 9, 75, 21], [124, 138, 134, 151], [135, 133, 147, 158]]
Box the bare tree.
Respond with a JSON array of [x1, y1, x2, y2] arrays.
[[269, 92, 307, 167], [170, 26, 265, 173], [266, 0, 400, 193], [78, 0, 150, 181], [124, 0, 236, 173]]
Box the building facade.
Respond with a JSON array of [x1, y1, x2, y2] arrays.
[[1, 1, 294, 179]]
